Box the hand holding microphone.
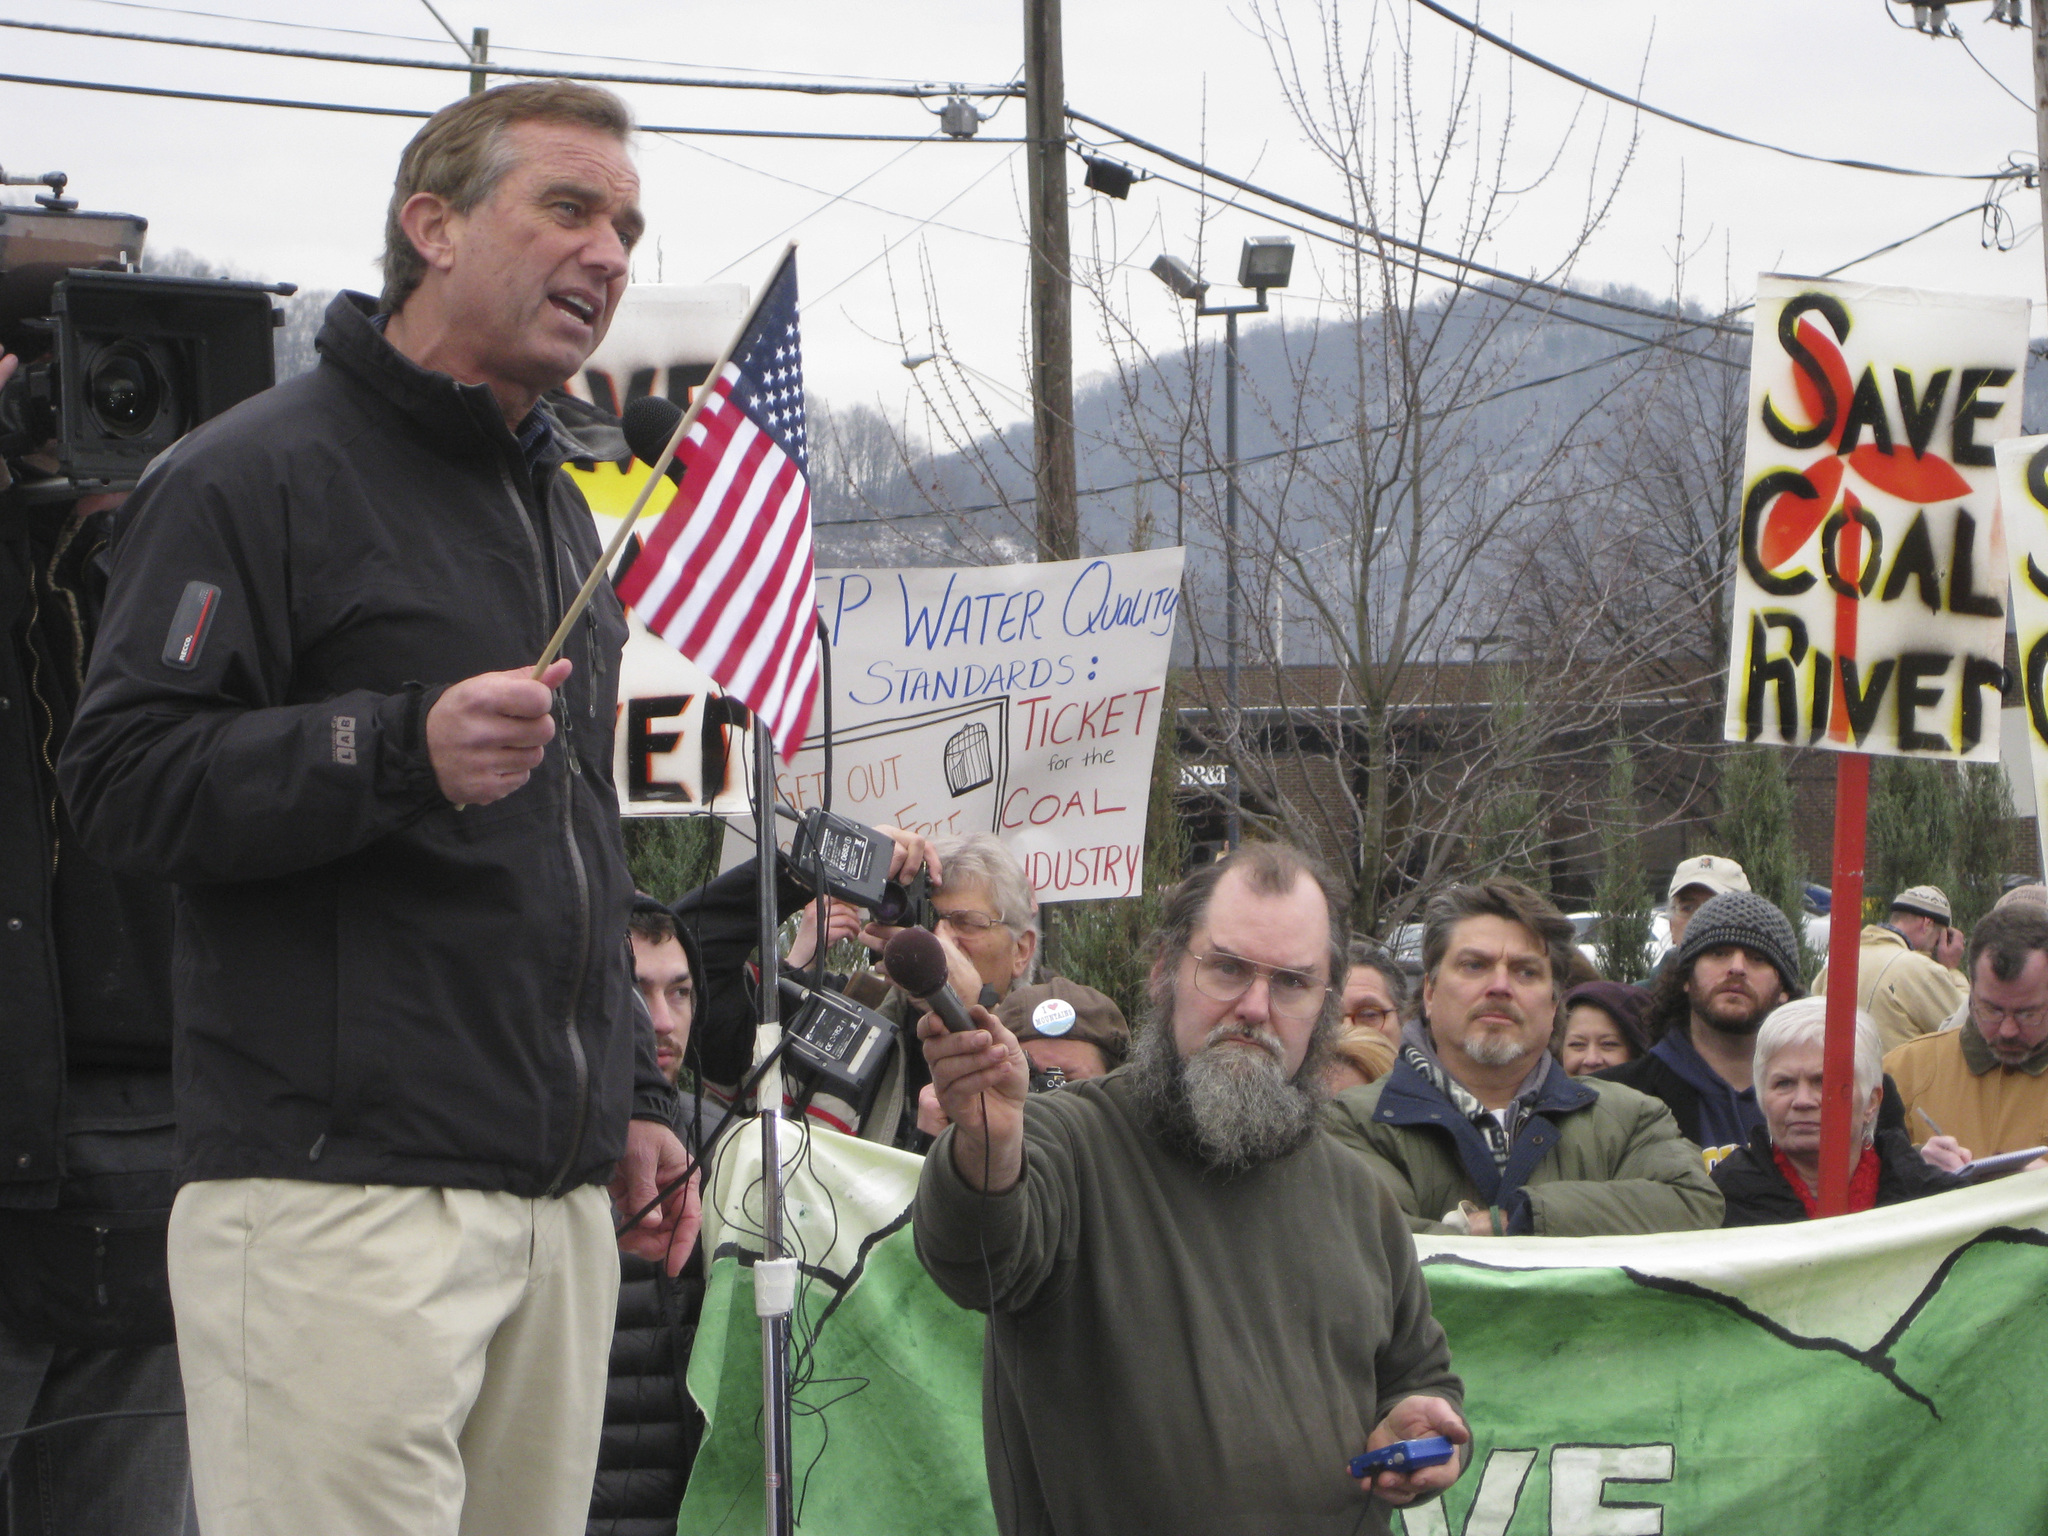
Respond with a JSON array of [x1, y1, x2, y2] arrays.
[[887, 928, 1027, 1193]]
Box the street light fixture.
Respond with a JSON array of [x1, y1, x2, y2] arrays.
[[1151, 236, 1295, 847]]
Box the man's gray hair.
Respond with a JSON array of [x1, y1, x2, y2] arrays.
[[1752, 998, 1882, 1117], [931, 833, 1038, 982]]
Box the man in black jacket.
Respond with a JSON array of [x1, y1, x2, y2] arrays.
[[588, 901, 722, 1536], [58, 81, 690, 1536], [0, 349, 190, 1534]]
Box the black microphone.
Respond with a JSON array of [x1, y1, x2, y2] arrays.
[[621, 394, 686, 483], [882, 927, 975, 1034]]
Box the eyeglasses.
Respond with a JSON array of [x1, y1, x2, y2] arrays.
[[1970, 997, 2048, 1033], [1187, 950, 1329, 1020], [1346, 1004, 1398, 1030], [933, 907, 1005, 935]]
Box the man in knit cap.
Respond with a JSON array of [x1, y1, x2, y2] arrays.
[[1811, 885, 1968, 1055], [1601, 891, 1804, 1166]]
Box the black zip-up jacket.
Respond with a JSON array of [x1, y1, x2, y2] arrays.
[[59, 293, 669, 1196], [1, 485, 177, 1207], [1712, 1124, 1965, 1225]]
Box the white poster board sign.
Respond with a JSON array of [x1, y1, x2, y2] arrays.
[[1723, 276, 2027, 761], [581, 522, 1185, 903], [1996, 436, 2048, 871], [793, 550, 1184, 902]]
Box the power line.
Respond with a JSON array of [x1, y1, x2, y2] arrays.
[[821, 197, 1997, 525], [1135, 164, 1745, 368], [1946, 20, 2036, 114], [0, 71, 1024, 142], [1065, 106, 1752, 344], [70, 0, 957, 85], [1410, 0, 2019, 180], [0, 18, 1023, 101]]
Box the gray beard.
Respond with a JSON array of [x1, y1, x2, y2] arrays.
[[1126, 1006, 1329, 1173], [1461, 1027, 1539, 1068]]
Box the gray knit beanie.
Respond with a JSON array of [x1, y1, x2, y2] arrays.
[[1674, 890, 1805, 998]]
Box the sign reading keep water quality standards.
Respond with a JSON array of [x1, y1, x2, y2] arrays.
[[1725, 276, 2028, 761], [577, 501, 1185, 904]]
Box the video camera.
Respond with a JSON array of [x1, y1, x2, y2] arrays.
[[0, 169, 293, 491], [783, 807, 935, 932]]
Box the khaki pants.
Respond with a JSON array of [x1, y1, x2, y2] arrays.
[[168, 1178, 619, 1536]]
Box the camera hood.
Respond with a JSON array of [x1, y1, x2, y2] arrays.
[[0, 202, 148, 355]]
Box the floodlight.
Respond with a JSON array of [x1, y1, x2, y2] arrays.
[[1151, 253, 1207, 303], [1237, 236, 1294, 292], [1082, 155, 1135, 200]]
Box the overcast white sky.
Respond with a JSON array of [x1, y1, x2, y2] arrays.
[[5, 0, 2044, 431]]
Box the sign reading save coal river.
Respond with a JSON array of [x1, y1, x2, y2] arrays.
[[1724, 276, 2028, 761]]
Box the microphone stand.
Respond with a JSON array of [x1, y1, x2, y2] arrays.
[[752, 713, 795, 1536]]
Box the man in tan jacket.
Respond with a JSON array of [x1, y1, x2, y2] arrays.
[[1888, 903, 2048, 1157], [1813, 885, 1967, 1055]]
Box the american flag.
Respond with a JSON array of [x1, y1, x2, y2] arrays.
[[616, 249, 819, 759]]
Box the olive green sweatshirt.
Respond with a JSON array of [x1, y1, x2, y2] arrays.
[[914, 1071, 1463, 1536]]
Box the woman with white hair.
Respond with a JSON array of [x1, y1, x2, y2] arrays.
[[1712, 998, 1968, 1224]]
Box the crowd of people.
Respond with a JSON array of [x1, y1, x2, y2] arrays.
[[7, 70, 2045, 1536]]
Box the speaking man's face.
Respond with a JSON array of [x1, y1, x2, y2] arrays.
[[437, 119, 641, 402]]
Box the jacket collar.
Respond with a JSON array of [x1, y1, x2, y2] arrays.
[[314, 292, 572, 471], [1377, 1021, 1595, 1127]]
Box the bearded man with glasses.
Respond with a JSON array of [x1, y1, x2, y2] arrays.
[[1324, 879, 1722, 1238], [1886, 904, 2048, 1158], [914, 842, 1470, 1535]]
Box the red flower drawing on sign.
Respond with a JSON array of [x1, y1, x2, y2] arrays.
[[1757, 317, 1973, 564]]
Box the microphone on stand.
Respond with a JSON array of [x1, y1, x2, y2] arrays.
[[882, 928, 976, 1034]]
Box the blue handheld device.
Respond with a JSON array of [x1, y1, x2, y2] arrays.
[[1349, 1435, 1456, 1480]]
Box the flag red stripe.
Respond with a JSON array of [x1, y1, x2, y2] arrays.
[[684, 453, 801, 663], [674, 433, 787, 656]]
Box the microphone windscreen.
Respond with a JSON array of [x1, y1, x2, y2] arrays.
[[882, 927, 951, 998], [621, 394, 685, 469]]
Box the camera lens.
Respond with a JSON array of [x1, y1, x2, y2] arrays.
[[85, 342, 167, 438]]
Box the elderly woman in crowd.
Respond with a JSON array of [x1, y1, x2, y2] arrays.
[[1554, 981, 1651, 1077], [1713, 998, 1967, 1225]]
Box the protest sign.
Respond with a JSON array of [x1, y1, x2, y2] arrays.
[[1724, 276, 2028, 761], [680, 1123, 2048, 1535], [1996, 435, 2048, 875], [797, 550, 1182, 901], [565, 504, 1186, 901]]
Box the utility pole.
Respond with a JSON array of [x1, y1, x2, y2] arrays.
[[1023, 0, 1078, 563], [469, 27, 489, 95], [2033, 3, 2048, 302]]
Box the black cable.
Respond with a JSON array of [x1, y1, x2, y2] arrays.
[[1064, 108, 1750, 343], [72, 0, 982, 86], [0, 71, 1027, 142], [819, 326, 1734, 525], [0, 17, 1024, 101], [1947, 21, 2035, 114], [1409, 0, 2016, 180]]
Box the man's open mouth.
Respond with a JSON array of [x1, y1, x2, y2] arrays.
[[551, 292, 597, 325]]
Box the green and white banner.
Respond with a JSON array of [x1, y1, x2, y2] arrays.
[[680, 1122, 2048, 1535]]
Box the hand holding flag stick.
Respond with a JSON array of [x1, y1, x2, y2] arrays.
[[528, 253, 784, 679]]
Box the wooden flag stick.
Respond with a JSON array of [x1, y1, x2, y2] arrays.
[[531, 242, 796, 678]]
